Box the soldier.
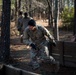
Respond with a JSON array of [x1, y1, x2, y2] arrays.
[[17, 11, 23, 35], [21, 12, 32, 42], [22, 12, 32, 32], [23, 19, 57, 70]]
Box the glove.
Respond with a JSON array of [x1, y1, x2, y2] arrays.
[[52, 40, 56, 47], [30, 43, 36, 50]]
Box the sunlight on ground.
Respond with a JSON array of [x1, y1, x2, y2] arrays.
[[36, 19, 48, 27]]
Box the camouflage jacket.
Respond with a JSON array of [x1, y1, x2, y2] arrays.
[[23, 25, 55, 46], [22, 17, 32, 31], [17, 16, 23, 31]]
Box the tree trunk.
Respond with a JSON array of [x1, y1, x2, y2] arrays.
[[54, 0, 59, 40], [47, 0, 54, 31], [0, 0, 11, 62], [15, 0, 18, 26], [29, 0, 32, 17], [18, 0, 21, 11]]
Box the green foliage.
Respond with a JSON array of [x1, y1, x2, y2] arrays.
[[11, 0, 15, 4], [60, 7, 74, 30], [61, 7, 74, 22], [0, 0, 2, 5], [11, 0, 15, 9]]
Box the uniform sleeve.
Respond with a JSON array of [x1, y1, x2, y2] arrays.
[[41, 26, 55, 42], [23, 28, 32, 45]]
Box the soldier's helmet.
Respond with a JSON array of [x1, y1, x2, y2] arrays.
[[28, 19, 36, 26]]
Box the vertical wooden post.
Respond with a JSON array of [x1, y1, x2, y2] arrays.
[[59, 41, 64, 65]]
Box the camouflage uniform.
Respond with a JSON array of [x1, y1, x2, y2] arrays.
[[20, 16, 32, 43], [17, 16, 23, 35], [22, 17, 32, 31], [23, 25, 55, 69]]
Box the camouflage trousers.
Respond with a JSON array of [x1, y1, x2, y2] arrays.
[[29, 40, 55, 70]]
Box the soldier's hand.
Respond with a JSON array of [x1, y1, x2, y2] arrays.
[[52, 40, 56, 47], [30, 43, 36, 50]]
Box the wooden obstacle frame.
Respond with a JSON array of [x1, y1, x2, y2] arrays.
[[0, 41, 76, 75], [0, 64, 40, 75], [51, 41, 76, 67]]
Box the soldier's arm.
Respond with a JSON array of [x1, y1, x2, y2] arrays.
[[42, 26, 55, 42], [42, 27, 56, 46]]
